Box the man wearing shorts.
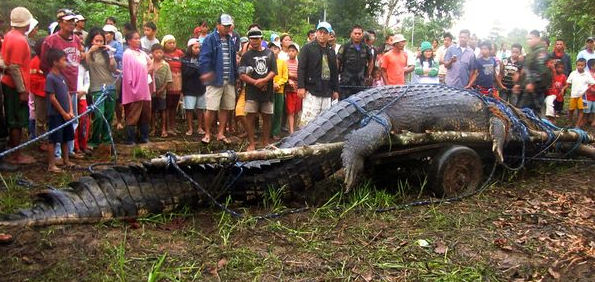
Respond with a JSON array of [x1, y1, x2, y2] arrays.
[[1, 7, 35, 165], [198, 14, 237, 144], [297, 21, 339, 128], [239, 28, 277, 151]]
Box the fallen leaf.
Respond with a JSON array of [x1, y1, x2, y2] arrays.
[[21, 256, 34, 265], [217, 258, 228, 269], [548, 267, 560, 279], [434, 241, 448, 254], [415, 239, 430, 247]]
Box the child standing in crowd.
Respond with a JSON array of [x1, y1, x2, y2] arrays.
[[545, 60, 565, 123], [29, 37, 47, 151], [500, 43, 523, 104], [371, 67, 384, 87], [583, 59, 595, 127], [182, 38, 206, 136], [413, 41, 439, 84], [284, 43, 300, 134], [468, 41, 505, 96], [563, 58, 595, 127], [269, 41, 288, 140], [162, 35, 184, 136], [45, 48, 75, 172], [150, 44, 172, 138]]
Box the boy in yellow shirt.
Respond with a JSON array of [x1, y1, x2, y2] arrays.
[[269, 41, 288, 140]]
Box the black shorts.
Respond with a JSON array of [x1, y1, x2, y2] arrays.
[[48, 115, 75, 144], [152, 97, 166, 111]]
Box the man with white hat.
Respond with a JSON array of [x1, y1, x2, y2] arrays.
[[297, 21, 339, 128], [380, 33, 413, 85], [40, 8, 85, 160], [1, 7, 35, 166], [74, 14, 88, 42], [26, 18, 39, 57], [198, 13, 238, 145]]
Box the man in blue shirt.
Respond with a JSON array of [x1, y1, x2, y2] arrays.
[[444, 29, 476, 89], [198, 14, 238, 144]]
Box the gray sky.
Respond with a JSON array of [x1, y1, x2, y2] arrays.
[[449, 0, 549, 39]]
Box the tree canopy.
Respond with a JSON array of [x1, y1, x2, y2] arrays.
[[533, 0, 595, 53]]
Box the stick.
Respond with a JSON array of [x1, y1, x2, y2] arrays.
[[149, 130, 595, 167], [150, 142, 345, 166]]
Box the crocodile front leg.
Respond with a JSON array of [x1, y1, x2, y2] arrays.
[[341, 113, 392, 193]]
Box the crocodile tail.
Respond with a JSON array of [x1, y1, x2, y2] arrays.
[[0, 166, 203, 227]]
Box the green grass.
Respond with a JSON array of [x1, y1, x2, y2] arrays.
[[0, 173, 32, 213]]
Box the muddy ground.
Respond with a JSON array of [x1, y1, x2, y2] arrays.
[[1, 122, 594, 281]]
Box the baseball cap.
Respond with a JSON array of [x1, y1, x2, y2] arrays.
[[102, 24, 118, 34], [56, 9, 77, 21], [288, 42, 300, 52], [10, 7, 33, 28], [76, 15, 86, 21], [316, 21, 333, 33], [187, 38, 200, 47], [240, 37, 248, 44], [392, 34, 407, 44], [218, 14, 233, 26], [247, 28, 263, 39], [270, 33, 279, 42], [268, 41, 280, 48], [586, 37, 595, 43]]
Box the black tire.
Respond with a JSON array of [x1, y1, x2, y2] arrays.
[[428, 145, 483, 198]]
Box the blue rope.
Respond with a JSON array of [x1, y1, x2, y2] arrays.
[[344, 84, 411, 133]]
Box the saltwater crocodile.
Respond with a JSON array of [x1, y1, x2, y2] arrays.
[[1, 84, 594, 227]]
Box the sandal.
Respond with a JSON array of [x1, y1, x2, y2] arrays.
[[217, 136, 232, 145], [197, 129, 206, 136], [201, 136, 211, 144], [48, 166, 63, 173], [185, 130, 193, 136], [161, 132, 169, 138]]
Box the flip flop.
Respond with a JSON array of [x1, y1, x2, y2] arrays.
[[217, 136, 232, 145], [47, 166, 63, 173], [185, 130, 193, 136], [161, 132, 169, 138], [201, 136, 211, 144]]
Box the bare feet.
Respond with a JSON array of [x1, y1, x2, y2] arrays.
[[47, 166, 63, 173]]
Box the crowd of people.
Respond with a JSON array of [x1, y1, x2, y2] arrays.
[[1, 7, 595, 173]]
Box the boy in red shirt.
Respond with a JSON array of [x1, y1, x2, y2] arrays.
[[583, 59, 595, 127], [545, 61, 567, 123]]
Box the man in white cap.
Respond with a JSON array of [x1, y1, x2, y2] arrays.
[[198, 13, 238, 144], [1, 7, 35, 166], [74, 14, 88, 42], [26, 18, 39, 57], [380, 34, 413, 85], [40, 8, 85, 160], [297, 21, 339, 128]]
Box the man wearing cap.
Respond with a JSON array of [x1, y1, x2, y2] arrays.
[[239, 28, 277, 151], [444, 29, 476, 89], [337, 24, 374, 99], [74, 15, 87, 42], [103, 24, 124, 70], [26, 18, 39, 58], [0, 7, 34, 166], [199, 13, 238, 144], [40, 9, 85, 159], [380, 34, 413, 86], [297, 21, 339, 128], [578, 37, 595, 72]]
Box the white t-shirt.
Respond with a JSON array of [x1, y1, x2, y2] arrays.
[[577, 49, 595, 72], [436, 45, 448, 75], [141, 36, 160, 53], [567, 70, 595, 98]]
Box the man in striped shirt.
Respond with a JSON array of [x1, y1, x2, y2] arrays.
[[198, 14, 238, 144]]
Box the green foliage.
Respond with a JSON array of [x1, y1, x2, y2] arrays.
[[325, 0, 383, 43], [1, 1, 129, 36], [251, 0, 318, 45], [399, 16, 452, 50], [533, 0, 595, 53], [159, 0, 254, 47], [381, 0, 464, 37]]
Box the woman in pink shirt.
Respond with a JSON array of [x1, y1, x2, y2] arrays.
[[122, 31, 152, 144]]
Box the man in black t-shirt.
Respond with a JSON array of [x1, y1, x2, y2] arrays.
[[239, 28, 277, 151]]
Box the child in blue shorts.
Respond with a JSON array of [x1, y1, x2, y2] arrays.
[[45, 48, 75, 172]]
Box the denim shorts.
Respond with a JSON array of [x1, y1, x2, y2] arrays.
[[183, 95, 206, 110]]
